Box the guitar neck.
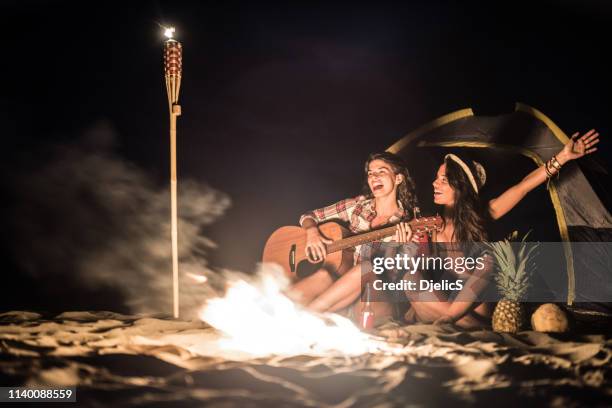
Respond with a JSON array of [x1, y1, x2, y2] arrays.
[[326, 224, 398, 253]]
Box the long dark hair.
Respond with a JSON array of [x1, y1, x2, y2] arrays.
[[362, 152, 418, 218], [443, 156, 488, 242]]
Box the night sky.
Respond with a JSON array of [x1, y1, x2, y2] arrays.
[[1, 0, 611, 312]]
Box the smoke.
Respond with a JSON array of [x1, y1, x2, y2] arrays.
[[7, 121, 231, 318]]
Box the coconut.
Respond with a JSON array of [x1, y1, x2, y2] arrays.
[[531, 303, 569, 333]]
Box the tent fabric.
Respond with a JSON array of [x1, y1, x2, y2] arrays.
[[387, 103, 612, 305]]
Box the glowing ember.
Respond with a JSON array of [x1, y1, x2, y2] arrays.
[[198, 266, 395, 357], [164, 27, 175, 39], [186, 272, 208, 284]]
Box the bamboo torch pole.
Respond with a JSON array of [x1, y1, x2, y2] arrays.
[[163, 27, 182, 318]]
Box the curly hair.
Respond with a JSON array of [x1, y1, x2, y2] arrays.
[[362, 152, 418, 219], [442, 156, 488, 242]]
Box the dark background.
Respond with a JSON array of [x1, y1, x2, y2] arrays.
[[1, 0, 610, 312]]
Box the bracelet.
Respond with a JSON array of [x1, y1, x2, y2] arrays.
[[544, 155, 562, 191], [544, 155, 562, 179], [544, 161, 554, 178], [550, 154, 562, 170]]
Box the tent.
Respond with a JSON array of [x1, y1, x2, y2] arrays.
[[387, 103, 612, 305]]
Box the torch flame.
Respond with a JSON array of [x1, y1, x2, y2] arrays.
[[164, 27, 175, 39], [198, 265, 397, 357]]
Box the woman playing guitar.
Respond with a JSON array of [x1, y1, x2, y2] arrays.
[[287, 152, 422, 319], [286, 129, 600, 328]]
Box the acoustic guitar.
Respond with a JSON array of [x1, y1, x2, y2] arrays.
[[262, 215, 443, 279]]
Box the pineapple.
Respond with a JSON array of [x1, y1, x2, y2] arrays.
[[492, 300, 524, 333], [487, 232, 538, 333]]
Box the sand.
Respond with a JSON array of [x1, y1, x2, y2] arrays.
[[1, 310, 611, 407]]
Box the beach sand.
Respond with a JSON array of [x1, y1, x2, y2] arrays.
[[1, 310, 610, 407]]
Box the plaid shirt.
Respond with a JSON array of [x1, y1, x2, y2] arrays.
[[299, 195, 406, 264]]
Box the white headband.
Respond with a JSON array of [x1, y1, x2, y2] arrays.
[[445, 154, 486, 194]]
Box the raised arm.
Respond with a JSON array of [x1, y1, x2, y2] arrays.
[[488, 129, 600, 220]]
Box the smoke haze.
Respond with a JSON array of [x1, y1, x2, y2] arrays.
[[4, 122, 231, 318]]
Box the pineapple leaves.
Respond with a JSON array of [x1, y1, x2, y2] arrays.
[[486, 230, 539, 302]]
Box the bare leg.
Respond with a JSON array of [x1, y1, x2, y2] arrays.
[[327, 285, 362, 312], [408, 300, 492, 329], [456, 302, 492, 329], [416, 303, 490, 329], [402, 268, 492, 328], [402, 269, 448, 321], [307, 265, 362, 313], [286, 269, 333, 305]]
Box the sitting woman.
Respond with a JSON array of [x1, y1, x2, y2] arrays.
[[403, 129, 601, 328], [287, 151, 421, 319]]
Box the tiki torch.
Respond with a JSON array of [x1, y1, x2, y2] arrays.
[[163, 27, 182, 318]]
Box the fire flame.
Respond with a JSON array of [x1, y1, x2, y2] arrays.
[[164, 27, 175, 39], [198, 266, 395, 357]]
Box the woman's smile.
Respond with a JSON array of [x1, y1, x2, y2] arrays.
[[367, 159, 398, 196], [432, 164, 454, 205]]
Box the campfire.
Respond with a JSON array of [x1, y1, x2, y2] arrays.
[[198, 266, 397, 357]]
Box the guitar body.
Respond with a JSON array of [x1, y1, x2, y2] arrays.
[[262, 215, 442, 282], [262, 222, 355, 280]]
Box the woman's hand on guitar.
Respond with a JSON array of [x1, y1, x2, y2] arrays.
[[305, 227, 333, 263], [393, 222, 420, 243]]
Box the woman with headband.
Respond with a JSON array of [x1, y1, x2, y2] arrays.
[[401, 129, 600, 328]]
